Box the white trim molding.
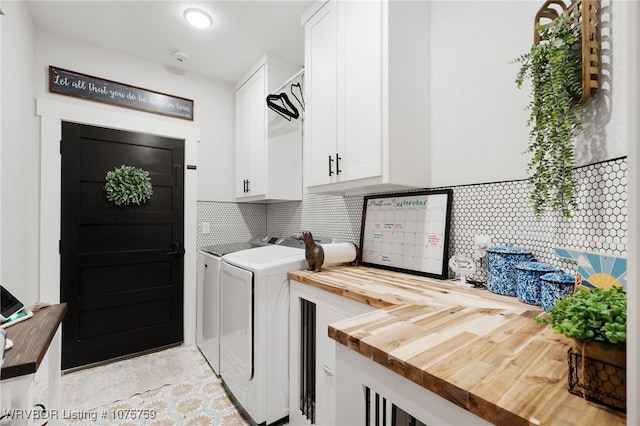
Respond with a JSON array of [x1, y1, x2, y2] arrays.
[[36, 98, 200, 346]]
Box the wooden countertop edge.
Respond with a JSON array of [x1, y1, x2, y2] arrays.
[[329, 316, 625, 425], [329, 313, 548, 426], [2, 303, 68, 380]]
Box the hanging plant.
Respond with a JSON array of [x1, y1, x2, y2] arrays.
[[104, 164, 153, 206], [514, 11, 583, 219]]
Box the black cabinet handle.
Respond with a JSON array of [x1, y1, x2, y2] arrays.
[[246, 180, 250, 192], [328, 155, 334, 176], [336, 153, 342, 175]]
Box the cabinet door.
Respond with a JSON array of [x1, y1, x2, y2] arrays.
[[305, 1, 339, 187], [235, 68, 267, 198], [235, 75, 252, 197], [315, 306, 348, 426], [339, 0, 382, 182]]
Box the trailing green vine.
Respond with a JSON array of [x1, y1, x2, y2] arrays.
[[104, 164, 153, 206], [514, 12, 583, 219]]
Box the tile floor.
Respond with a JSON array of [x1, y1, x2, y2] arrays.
[[60, 346, 249, 425]]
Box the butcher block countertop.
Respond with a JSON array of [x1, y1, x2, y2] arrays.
[[288, 266, 626, 426]]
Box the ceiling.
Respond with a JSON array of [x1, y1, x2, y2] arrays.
[[26, 0, 314, 84]]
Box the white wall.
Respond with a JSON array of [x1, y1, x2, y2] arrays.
[[625, 1, 640, 423], [33, 29, 236, 203], [574, 0, 628, 165], [1, 0, 37, 306], [429, 0, 628, 187]]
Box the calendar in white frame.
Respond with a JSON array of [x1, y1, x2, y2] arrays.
[[359, 190, 453, 279]]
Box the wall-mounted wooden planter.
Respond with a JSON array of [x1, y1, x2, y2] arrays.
[[534, 0, 599, 105]]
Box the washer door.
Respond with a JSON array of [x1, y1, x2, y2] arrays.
[[220, 262, 253, 382]]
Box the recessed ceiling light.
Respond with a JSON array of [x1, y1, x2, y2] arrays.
[[184, 8, 212, 29]]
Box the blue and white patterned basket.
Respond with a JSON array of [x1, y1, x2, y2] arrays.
[[515, 262, 557, 305], [540, 272, 575, 311], [486, 246, 533, 296]]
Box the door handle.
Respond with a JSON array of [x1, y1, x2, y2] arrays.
[[328, 155, 334, 176], [336, 153, 342, 175], [167, 242, 185, 256]]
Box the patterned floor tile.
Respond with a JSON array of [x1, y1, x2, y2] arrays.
[[60, 346, 250, 426]]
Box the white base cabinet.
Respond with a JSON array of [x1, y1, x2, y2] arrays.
[[235, 54, 302, 202], [303, 0, 431, 195], [0, 331, 62, 426], [289, 280, 375, 426], [335, 344, 492, 426]]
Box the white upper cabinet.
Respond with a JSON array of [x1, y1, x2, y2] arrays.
[[235, 55, 303, 202], [236, 69, 267, 198], [305, 1, 339, 188], [303, 0, 431, 194]]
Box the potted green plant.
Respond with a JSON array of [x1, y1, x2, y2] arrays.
[[536, 286, 626, 409], [514, 12, 583, 219], [536, 286, 626, 352]]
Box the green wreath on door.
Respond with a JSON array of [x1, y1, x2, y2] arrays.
[[104, 164, 153, 206]]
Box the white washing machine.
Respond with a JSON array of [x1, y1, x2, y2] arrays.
[[196, 238, 282, 375], [219, 236, 333, 425]]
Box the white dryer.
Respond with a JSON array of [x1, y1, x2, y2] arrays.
[[219, 236, 333, 425]]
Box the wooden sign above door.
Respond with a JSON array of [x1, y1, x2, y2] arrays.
[[48, 66, 194, 121]]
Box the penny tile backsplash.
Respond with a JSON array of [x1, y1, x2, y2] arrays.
[[197, 157, 627, 282]]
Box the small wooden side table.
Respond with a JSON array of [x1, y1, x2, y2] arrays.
[[1, 304, 67, 425]]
